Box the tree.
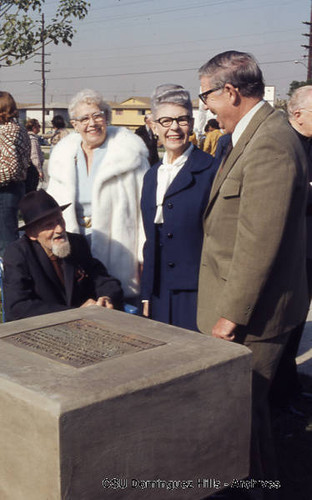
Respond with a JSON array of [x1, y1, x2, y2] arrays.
[[0, 0, 89, 66], [288, 79, 312, 96]]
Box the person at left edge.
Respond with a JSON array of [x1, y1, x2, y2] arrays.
[[0, 91, 30, 257], [3, 189, 123, 321], [140, 84, 218, 331]]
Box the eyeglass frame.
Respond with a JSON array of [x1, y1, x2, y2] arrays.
[[71, 110, 106, 125], [154, 115, 192, 128], [198, 86, 224, 105]]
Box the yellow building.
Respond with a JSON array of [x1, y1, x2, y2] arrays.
[[18, 97, 200, 133], [110, 96, 200, 132], [110, 97, 151, 131]]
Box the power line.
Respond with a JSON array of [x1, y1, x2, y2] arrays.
[[47, 28, 301, 57], [1, 59, 298, 84], [77, 0, 243, 26], [76, 0, 295, 28]]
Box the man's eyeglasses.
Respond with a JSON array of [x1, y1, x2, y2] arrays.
[[155, 115, 191, 128], [199, 86, 222, 105], [72, 111, 106, 125]]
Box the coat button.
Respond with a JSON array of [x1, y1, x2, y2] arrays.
[[167, 233, 173, 239], [167, 202, 173, 209], [168, 262, 175, 268]]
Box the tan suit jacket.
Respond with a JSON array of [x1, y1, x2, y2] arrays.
[[197, 102, 309, 340]]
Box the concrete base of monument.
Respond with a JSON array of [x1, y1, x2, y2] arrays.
[[0, 307, 251, 500]]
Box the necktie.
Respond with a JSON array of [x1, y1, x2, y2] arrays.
[[218, 138, 233, 174], [50, 255, 65, 287], [223, 138, 233, 162]]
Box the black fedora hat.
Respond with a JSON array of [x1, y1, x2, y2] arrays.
[[19, 189, 71, 231]]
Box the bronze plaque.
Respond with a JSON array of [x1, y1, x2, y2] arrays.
[[2, 319, 166, 368]]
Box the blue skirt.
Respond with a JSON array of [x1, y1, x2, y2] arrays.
[[150, 224, 199, 331]]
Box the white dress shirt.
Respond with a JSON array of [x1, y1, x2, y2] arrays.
[[154, 144, 194, 224], [232, 100, 265, 147]]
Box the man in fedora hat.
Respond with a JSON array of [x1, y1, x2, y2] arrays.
[[3, 189, 123, 321]]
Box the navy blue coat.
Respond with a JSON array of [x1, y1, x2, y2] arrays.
[[140, 147, 218, 300]]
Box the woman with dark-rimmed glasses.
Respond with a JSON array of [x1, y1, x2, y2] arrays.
[[140, 84, 219, 330]]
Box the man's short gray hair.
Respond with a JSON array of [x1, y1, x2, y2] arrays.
[[199, 50, 265, 99], [150, 84, 193, 117], [287, 85, 312, 118], [68, 89, 112, 123]]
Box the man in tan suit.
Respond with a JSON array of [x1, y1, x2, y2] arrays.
[[197, 51, 309, 499]]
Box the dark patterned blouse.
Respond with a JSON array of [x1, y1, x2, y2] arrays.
[[0, 118, 31, 186]]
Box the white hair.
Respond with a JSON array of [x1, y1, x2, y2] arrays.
[[150, 84, 193, 117], [68, 89, 112, 123], [287, 86, 312, 118]]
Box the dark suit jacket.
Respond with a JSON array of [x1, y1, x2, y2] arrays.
[[3, 232, 123, 321], [197, 102, 309, 340], [135, 125, 159, 166], [214, 133, 231, 160], [140, 147, 218, 299], [295, 130, 312, 261]]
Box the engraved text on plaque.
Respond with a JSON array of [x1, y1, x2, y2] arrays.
[[2, 319, 166, 368]]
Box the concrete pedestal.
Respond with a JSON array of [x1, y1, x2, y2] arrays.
[[0, 307, 251, 499]]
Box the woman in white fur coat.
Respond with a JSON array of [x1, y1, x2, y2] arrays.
[[47, 89, 149, 302]]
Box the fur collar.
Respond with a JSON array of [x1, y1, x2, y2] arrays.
[[49, 126, 149, 184]]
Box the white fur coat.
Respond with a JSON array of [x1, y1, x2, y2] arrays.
[[47, 126, 149, 297]]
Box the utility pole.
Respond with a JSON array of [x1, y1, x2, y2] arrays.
[[34, 13, 50, 133], [41, 13, 46, 134], [302, 0, 312, 80]]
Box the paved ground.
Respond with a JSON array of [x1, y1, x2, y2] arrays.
[[274, 309, 312, 500]]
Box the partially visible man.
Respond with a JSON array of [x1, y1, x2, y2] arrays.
[[197, 51, 309, 497], [287, 86, 312, 287], [270, 85, 312, 409], [135, 113, 159, 166], [3, 190, 123, 321]]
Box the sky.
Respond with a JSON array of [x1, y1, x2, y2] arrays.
[[0, 0, 311, 105]]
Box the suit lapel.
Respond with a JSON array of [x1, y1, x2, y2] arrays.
[[145, 163, 158, 216], [165, 149, 203, 199], [209, 139, 243, 202], [206, 102, 274, 213], [165, 166, 193, 198]]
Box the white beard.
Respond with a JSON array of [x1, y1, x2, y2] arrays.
[[52, 234, 71, 258]]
